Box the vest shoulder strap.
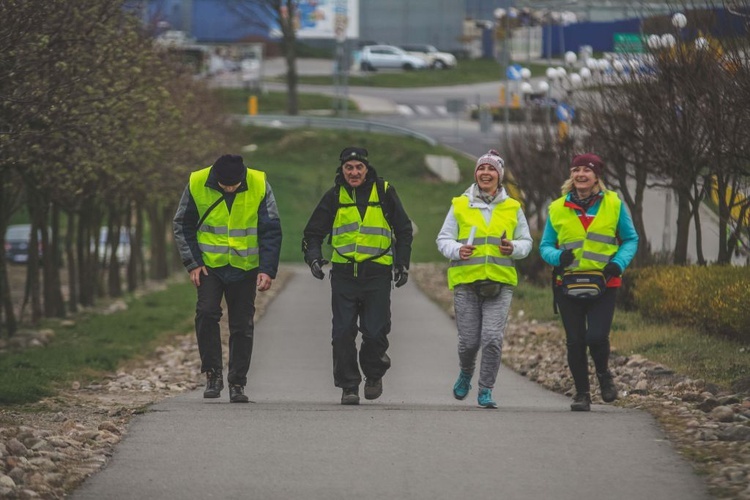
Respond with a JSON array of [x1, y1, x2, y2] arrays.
[[335, 179, 392, 226]]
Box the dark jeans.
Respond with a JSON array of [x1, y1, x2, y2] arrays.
[[554, 287, 617, 394], [330, 273, 392, 389], [195, 270, 258, 386]]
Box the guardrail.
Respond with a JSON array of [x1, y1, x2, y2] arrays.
[[235, 114, 437, 146]]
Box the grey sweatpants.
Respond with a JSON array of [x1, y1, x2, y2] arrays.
[[453, 284, 514, 390]]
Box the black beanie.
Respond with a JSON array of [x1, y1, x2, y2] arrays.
[[212, 155, 246, 185], [338, 147, 369, 166]]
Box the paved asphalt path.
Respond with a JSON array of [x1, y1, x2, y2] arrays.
[[73, 264, 709, 500]]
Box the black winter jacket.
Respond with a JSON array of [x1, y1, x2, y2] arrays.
[[302, 164, 413, 278]]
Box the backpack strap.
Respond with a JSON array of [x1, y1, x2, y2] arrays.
[[195, 195, 225, 230]]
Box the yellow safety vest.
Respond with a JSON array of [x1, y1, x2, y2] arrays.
[[331, 182, 393, 267], [447, 195, 520, 289], [189, 166, 266, 270], [548, 190, 621, 271]]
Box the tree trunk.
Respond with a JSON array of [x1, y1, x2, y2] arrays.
[[25, 198, 44, 324], [0, 222, 18, 337], [127, 202, 139, 293], [692, 200, 706, 265], [44, 204, 65, 317], [65, 211, 78, 314], [106, 216, 123, 298], [285, 48, 299, 115], [673, 190, 692, 265], [77, 206, 96, 307], [147, 202, 169, 280]]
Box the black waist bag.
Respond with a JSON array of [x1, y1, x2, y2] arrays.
[[472, 280, 502, 298], [560, 271, 606, 299]]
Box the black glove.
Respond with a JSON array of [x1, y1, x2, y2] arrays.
[[394, 265, 409, 288], [309, 259, 329, 280], [603, 262, 622, 279], [559, 249, 575, 268]]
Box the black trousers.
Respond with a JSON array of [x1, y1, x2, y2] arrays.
[[195, 270, 258, 386], [554, 287, 617, 394], [330, 273, 392, 389]]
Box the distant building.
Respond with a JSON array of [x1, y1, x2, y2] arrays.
[[139, 0, 731, 58]]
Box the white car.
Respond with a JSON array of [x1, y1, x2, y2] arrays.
[[401, 44, 457, 69], [359, 45, 428, 71]]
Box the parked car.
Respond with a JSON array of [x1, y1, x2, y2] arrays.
[[98, 227, 131, 265], [400, 44, 457, 69], [359, 45, 428, 71], [4, 224, 42, 264]]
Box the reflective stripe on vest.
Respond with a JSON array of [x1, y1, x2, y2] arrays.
[[189, 166, 266, 271], [548, 190, 621, 271], [331, 182, 393, 265], [447, 195, 520, 289]]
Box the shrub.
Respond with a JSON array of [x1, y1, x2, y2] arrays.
[[632, 265, 750, 343]]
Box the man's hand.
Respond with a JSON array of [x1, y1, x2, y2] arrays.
[[603, 262, 622, 279], [309, 259, 329, 280], [257, 272, 272, 292], [394, 265, 409, 288], [559, 249, 575, 268], [190, 266, 208, 287]]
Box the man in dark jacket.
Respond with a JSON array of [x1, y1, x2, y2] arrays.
[[302, 146, 413, 405], [173, 154, 282, 403]]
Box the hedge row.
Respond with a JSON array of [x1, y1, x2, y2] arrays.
[[621, 265, 750, 343]]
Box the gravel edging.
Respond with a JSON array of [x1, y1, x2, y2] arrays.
[[0, 270, 292, 499], [410, 263, 750, 500]]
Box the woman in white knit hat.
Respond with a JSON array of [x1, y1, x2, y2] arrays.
[[436, 150, 533, 408]]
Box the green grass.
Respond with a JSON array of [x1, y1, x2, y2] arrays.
[[289, 59, 551, 88], [510, 282, 750, 389], [0, 282, 196, 405]]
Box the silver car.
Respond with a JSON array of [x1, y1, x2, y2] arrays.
[[359, 45, 428, 71]]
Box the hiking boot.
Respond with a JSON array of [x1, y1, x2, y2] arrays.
[[597, 371, 618, 403], [364, 378, 383, 400], [203, 369, 224, 398], [341, 387, 360, 405], [477, 388, 498, 409], [570, 392, 591, 412], [453, 370, 472, 400], [229, 384, 249, 403]]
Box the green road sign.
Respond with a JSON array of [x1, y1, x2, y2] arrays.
[[614, 33, 644, 54]]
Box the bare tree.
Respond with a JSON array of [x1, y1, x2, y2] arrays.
[[225, 0, 300, 115]]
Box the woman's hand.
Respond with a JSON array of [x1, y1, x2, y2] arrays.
[[499, 237, 514, 256], [459, 244, 475, 260]]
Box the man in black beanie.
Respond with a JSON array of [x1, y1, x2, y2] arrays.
[[302, 146, 413, 405], [173, 154, 282, 403]]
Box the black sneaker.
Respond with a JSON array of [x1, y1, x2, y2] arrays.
[[341, 387, 360, 405], [203, 369, 224, 398], [229, 384, 249, 403], [597, 371, 618, 403], [570, 392, 591, 412], [364, 378, 383, 400]]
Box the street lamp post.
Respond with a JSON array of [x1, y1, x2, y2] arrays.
[[495, 5, 512, 151], [537, 80, 551, 127]]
